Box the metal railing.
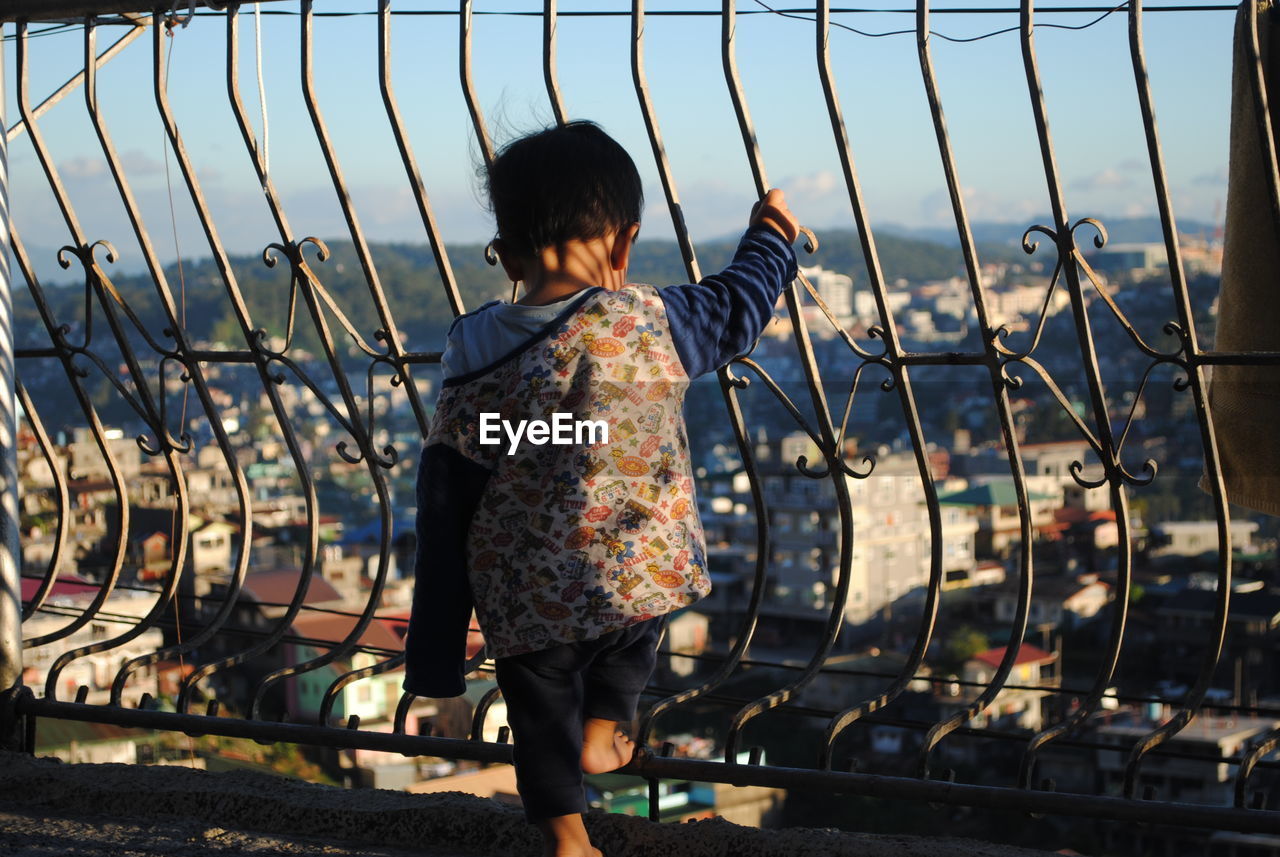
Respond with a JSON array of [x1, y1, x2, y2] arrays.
[[2, 0, 1280, 838]]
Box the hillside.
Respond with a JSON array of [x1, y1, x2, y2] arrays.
[[13, 230, 1021, 355]]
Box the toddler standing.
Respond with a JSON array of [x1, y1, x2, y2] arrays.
[[404, 121, 798, 857]]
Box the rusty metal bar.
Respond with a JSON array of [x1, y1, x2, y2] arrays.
[[13, 23, 136, 665], [717, 0, 856, 765], [148, 6, 318, 715], [2, 0, 282, 24], [629, 0, 771, 753], [80, 16, 256, 707], [14, 381, 69, 623], [377, 0, 464, 321], [543, 0, 567, 125], [17, 693, 1280, 834], [19, 16, 197, 705], [5, 21, 143, 144], [459, 0, 494, 167], [814, 0, 947, 774]]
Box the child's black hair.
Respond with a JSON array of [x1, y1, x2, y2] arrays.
[[485, 121, 643, 260]]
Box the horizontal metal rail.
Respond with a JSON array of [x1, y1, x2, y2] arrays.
[[15, 692, 1280, 834]]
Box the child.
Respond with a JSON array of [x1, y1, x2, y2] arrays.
[[404, 121, 798, 857]]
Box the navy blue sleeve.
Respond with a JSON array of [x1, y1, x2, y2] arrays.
[[657, 225, 798, 380], [402, 443, 489, 699]]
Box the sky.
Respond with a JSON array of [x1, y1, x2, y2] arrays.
[[4, 0, 1238, 281]]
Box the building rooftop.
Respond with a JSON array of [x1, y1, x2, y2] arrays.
[[1096, 716, 1280, 746], [936, 483, 1058, 508], [242, 569, 343, 608], [971, 645, 1056, 669]]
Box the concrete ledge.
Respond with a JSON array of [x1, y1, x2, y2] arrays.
[[0, 751, 1059, 856]]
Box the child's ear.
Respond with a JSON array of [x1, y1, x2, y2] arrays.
[[492, 238, 525, 283], [609, 223, 640, 272]]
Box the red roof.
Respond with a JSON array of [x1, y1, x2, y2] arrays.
[[971, 644, 1055, 669], [1054, 507, 1117, 525], [290, 611, 404, 653], [21, 575, 100, 603], [242, 570, 342, 607], [380, 610, 485, 661]]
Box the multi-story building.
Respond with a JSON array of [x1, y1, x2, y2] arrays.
[[20, 578, 165, 705], [696, 432, 980, 633], [954, 644, 1059, 732], [797, 264, 855, 326]]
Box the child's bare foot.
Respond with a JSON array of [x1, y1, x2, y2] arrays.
[[537, 813, 603, 857], [581, 717, 635, 774]]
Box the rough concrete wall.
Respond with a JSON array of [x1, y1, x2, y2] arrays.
[[0, 750, 1060, 857]]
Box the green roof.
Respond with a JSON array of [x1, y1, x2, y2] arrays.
[[936, 482, 1058, 507]]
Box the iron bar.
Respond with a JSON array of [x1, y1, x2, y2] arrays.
[[459, 0, 494, 167], [1094, 0, 1230, 797], [297, 0, 431, 441], [149, 6, 321, 715], [79, 16, 254, 707], [377, 0, 465, 321], [814, 0, 947, 774], [13, 25, 134, 661], [9, 1, 1280, 836], [16, 694, 1280, 834], [16, 14, 206, 705], [7, 4, 1248, 23], [14, 381, 69, 623], [718, 0, 857, 765], [225, 0, 398, 725], [4, 21, 142, 143], [543, 0, 567, 125], [629, 0, 771, 753]]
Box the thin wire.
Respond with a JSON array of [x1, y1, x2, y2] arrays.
[[2, 23, 81, 41], [751, 0, 1131, 41], [1, 4, 1239, 42], [191, 4, 1234, 15]]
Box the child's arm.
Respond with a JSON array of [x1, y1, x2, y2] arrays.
[[659, 189, 801, 379], [402, 442, 487, 698]]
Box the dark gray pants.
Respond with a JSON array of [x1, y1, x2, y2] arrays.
[[494, 616, 666, 820]]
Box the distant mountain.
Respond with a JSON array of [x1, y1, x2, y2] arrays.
[[15, 229, 1030, 356]]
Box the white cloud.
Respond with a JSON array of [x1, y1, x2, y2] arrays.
[[56, 150, 163, 182], [119, 150, 164, 177], [59, 157, 108, 180], [1070, 168, 1131, 191], [787, 169, 840, 198], [918, 186, 1039, 226]]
